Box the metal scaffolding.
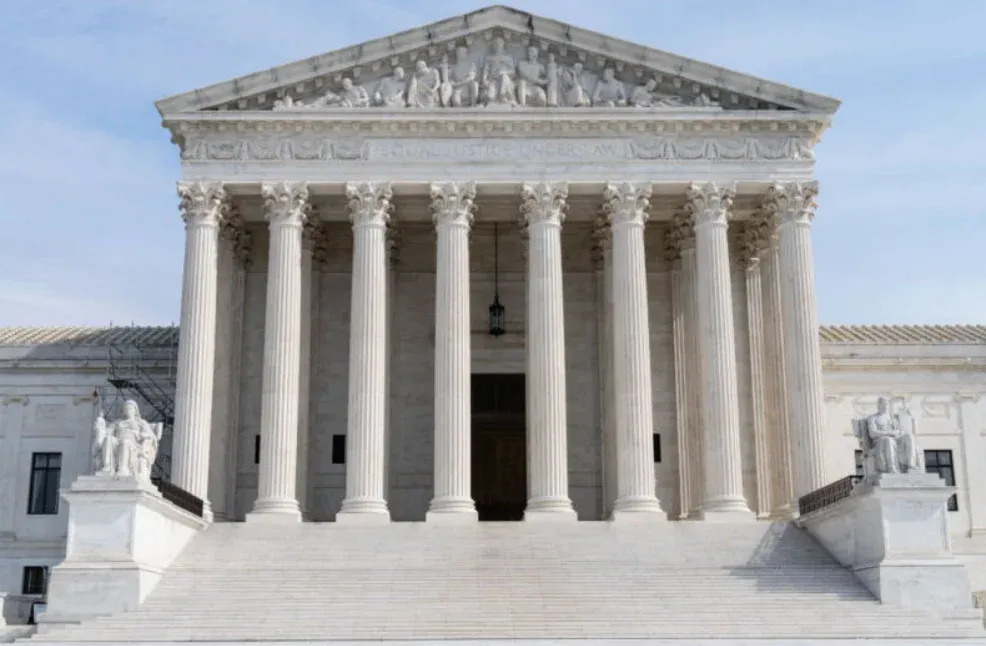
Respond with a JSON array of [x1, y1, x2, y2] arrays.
[[97, 325, 179, 481]]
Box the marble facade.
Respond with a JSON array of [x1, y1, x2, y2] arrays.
[[5, 3, 986, 608]]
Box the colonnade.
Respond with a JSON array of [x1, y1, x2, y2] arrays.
[[172, 179, 827, 523]]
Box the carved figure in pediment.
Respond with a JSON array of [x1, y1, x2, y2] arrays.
[[631, 79, 689, 108], [693, 92, 722, 109], [852, 396, 925, 480], [91, 399, 163, 484], [442, 45, 479, 108], [559, 62, 589, 107], [481, 36, 518, 106], [374, 67, 408, 107], [337, 78, 370, 108], [516, 45, 550, 107], [408, 60, 442, 108], [273, 95, 302, 110], [592, 68, 627, 107]]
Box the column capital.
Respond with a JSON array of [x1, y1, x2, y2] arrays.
[[685, 182, 735, 228], [602, 182, 652, 227], [739, 218, 772, 269], [664, 224, 683, 264], [346, 181, 393, 228], [520, 181, 568, 227], [177, 181, 226, 227], [261, 182, 311, 228], [386, 222, 400, 265], [764, 181, 819, 226], [219, 204, 244, 243], [670, 209, 696, 252], [430, 182, 477, 229], [301, 208, 323, 251], [591, 215, 611, 268]]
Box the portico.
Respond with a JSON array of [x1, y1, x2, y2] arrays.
[[167, 174, 828, 525], [154, 6, 839, 524]]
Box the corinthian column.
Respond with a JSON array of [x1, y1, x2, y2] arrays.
[[603, 182, 665, 521], [686, 182, 753, 520], [765, 182, 828, 498], [247, 182, 309, 523], [173, 181, 226, 520], [427, 182, 478, 522], [592, 219, 617, 519], [760, 232, 795, 517], [741, 220, 772, 518], [520, 181, 576, 521], [337, 182, 392, 524]]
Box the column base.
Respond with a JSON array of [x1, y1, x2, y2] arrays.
[[426, 498, 478, 524], [611, 496, 667, 523], [524, 497, 577, 523], [245, 498, 302, 524], [699, 498, 756, 522], [336, 498, 390, 525]]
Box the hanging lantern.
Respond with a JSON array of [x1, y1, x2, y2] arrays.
[[489, 222, 506, 337]]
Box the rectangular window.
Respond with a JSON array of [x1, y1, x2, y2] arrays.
[[653, 433, 662, 463], [924, 449, 959, 512], [254, 435, 261, 465], [854, 450, 864, 477], [22, 566, 47, 596], [27, 453, 61, 515], [332, 435, 346, 465]]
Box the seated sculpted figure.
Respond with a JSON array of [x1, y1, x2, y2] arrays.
[[852, 396, 924, 478], [92, 399, 164, 484]]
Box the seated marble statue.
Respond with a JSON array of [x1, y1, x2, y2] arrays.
[[91, 399, 164, 484], [852, 396, 924, 479]]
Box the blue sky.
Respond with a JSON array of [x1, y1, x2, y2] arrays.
[[0, 0, 983, 326]]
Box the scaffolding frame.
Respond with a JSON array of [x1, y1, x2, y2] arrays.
[[97, 325, 179, 481]]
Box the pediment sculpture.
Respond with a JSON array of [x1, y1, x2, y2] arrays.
[[91, 399, 164, 484], [852, 396, 925, 480], [272, 36, 724, 112]]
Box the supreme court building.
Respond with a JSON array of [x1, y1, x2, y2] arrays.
[[155, 4, 838, 526]]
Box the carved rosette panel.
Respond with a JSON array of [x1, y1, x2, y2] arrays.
[[520, 181, 568, 226], [346, 181, 393, 228], [685, 182, 735, 228], [430, 182, 478, 229], [261, 182, 311, 228], [177, 181, 226, 227], [602, 181, 652, 228]]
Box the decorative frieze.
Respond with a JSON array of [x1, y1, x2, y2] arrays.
[[177, 133, 816, 164]]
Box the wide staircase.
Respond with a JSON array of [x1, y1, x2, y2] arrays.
[[31, 520, 984, 642]]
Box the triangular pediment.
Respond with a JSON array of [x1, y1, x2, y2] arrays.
[[156, 5, 839, 115]]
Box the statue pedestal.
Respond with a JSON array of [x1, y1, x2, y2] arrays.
[[39, 475, 207, 630], [799, 473, 981, 626]]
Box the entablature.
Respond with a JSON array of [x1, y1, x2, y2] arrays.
[[166, 110, 827, 186]]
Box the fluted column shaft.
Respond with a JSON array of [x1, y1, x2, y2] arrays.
[[681, 240, 704, 517], [769, 182, 828, 498], [173, 182, 225, 520], [428, 182, 478, 522], [668, 215, 700, 519], [208, 224, 236, 520], [760, 239, 795, 517], [605, 182, 664, 520], [337, 182, 393, 523], [593, 222, 617, 518], [295, 218, 319, 519], [248, 182, 309, 522], [687, 183, 753, 520], [743, 240, 772, 518], [521, 182, 576, 521]]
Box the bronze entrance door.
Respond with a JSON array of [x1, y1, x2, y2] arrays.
[[471, 374, 526, 521]]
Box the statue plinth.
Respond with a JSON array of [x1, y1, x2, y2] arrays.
[[799, 471, 980, 627], [38, 475, 207, 630]]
